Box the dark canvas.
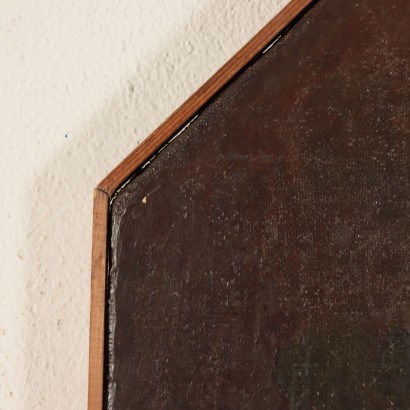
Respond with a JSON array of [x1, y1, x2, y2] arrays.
[[107, 0, 410, 408]]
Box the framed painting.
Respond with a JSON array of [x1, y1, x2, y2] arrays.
[[88, 0, 410, 408]]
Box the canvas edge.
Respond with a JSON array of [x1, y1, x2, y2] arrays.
[[88, 0, 316, 408], [97, 0, 315, 197]]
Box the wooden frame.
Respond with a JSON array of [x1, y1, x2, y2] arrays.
[[88, 0, 315, 408]]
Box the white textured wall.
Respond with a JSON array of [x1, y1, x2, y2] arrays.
[[0, 1, 289, 408]]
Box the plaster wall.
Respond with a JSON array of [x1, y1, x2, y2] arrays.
[[0, 1, 289, 408]]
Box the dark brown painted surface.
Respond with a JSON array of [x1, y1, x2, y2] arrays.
[[108, 0, 410, 408]]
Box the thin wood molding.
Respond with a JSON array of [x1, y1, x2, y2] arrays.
[[97, 0, 315, 197], [88, 188, 109, 410], [88, 0, 316, 408]]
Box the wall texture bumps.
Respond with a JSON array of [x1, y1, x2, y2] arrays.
[[0, 1, 289, 409]]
